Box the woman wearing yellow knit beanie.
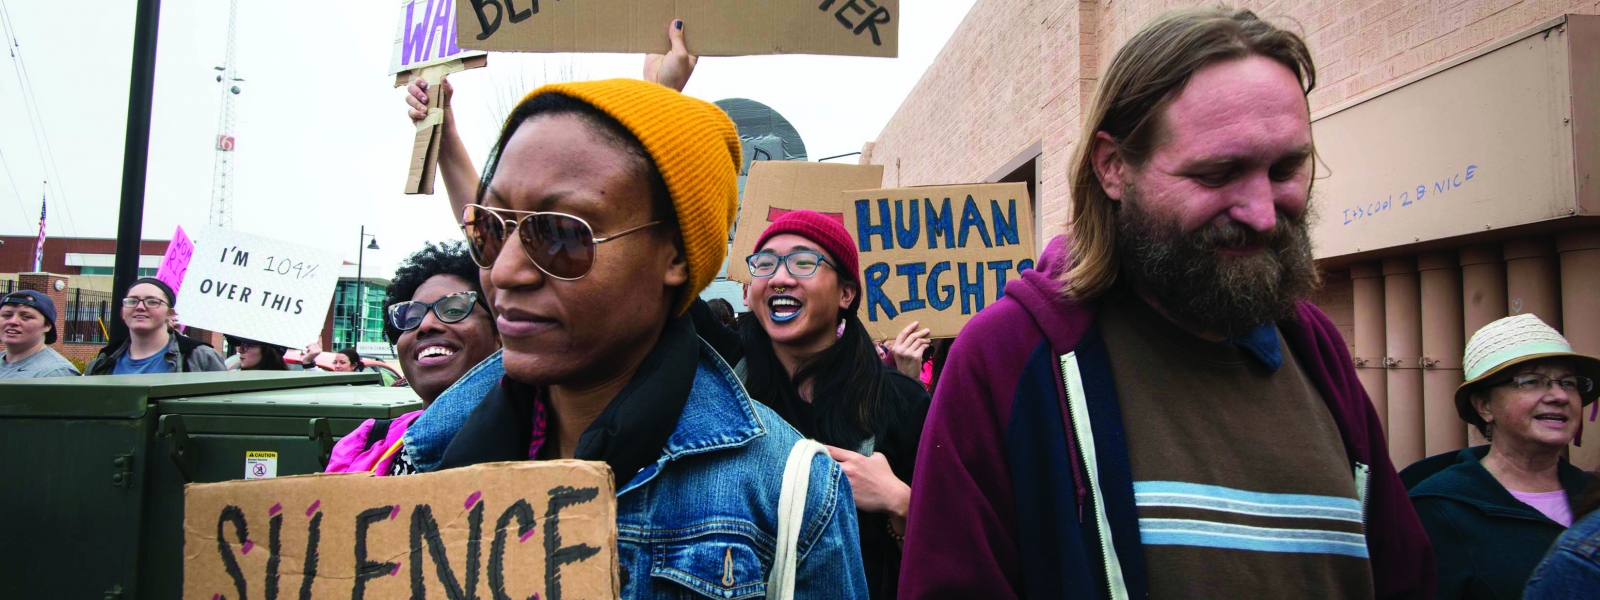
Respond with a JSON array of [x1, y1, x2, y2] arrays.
[[426, 48, 869, 599]]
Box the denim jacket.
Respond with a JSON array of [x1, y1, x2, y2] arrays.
[[1523, 506, 1600, 599], [416, 332, 869, 599]]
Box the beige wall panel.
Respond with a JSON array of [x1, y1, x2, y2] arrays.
[[1560, 229, 1600, 468], [1310, 22, 1577, 259], [1352, 262, 1388, 430], [1504, 238, 1564, 331], [1384, 257, 1425, 468], [1419, 251, 1467, 456], [1460, 244, 1507, 447]]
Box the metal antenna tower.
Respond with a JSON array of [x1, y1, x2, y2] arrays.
[[208, 0, 243, 228]]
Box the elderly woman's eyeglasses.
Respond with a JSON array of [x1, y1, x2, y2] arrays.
[[460, 204, 660, 281], [746, 251, 835, 278], [1495, 374, 1595, 394]]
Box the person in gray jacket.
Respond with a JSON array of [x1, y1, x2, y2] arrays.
[[0, 290, 79, 378], [84, 278, 227, 375]]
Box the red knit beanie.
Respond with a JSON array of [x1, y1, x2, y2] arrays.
[[753, 210, 861, 311]]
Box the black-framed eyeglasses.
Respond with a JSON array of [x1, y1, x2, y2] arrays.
[[387, 291, 479, 332], [121, 297, 168, 309], [460, 204, 659, 281], [1495, 373, 1595, 394], [746, 250, 835, 278]]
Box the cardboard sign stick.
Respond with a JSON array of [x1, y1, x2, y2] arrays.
[[398, 55, 487, 195]]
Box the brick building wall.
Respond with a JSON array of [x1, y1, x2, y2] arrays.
[[0, 236, 168, 275], [866, 0, 1100, 242], [868, 0, 1600, 236]]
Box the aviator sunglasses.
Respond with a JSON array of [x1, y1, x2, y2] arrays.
[[460, 204, 659, 280], [387, 291, 480, 332]]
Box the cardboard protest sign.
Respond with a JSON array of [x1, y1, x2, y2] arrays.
[[455, 0, 899, 58], [185, 461, 619, 599], [394, 0, 488, 194], [391, 0, 488, 75], [730, 161, 884, 282], [845, 182, 1035, 340], [177, 227, 342, 349], [155, 225, 195, 293]]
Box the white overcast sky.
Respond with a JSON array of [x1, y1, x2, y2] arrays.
[[0, 0, 976, 279]]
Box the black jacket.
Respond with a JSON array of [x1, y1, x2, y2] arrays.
[[1403, 445, 1597, 599], [688, 298, 931, 599]]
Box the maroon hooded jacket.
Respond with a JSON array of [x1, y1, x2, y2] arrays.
[[897, 236, 1435, 599]]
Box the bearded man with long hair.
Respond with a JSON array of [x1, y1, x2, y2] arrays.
[[897, 7, 1435, 599]]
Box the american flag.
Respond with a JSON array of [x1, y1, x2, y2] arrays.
[[33, 196, 45, 272]]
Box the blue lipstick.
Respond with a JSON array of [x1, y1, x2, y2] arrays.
[[768, 295, 802, 323]]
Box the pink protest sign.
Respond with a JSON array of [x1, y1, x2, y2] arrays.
[[155, 226, 195, 292]]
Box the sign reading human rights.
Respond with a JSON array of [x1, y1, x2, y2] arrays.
[[391, 0, 488, 75], [177, 227, 342, 349], [184, 461, 619, 599], [845, 182, 1036, 340], [455, 0, 898, 58]]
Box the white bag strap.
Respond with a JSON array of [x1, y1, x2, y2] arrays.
[[768, 438, 828, 600]]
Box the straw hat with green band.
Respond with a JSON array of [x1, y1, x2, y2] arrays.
[[1455, 313, 1600, 427]]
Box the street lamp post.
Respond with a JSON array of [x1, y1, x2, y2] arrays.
[[355, 226, 379, 347]]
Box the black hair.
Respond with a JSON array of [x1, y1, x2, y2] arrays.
[[737, 307, 892, 448], [928, 338, 954, 396], [245, 344, 289, 371], [337, 347, 364, 372], [478, 92, 675, 225], [382, 241, 492, 345], [707, 298, 736, 330], [131, 277, 177, 307]]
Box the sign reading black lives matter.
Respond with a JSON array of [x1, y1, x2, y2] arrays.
[[455, 0, 898, 57], [184, 461, 619, 599], [845, 182, 1036, 340], [177, 227, 342, 349]]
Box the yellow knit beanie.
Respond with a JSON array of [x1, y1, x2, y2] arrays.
[[513, 79, 740, 316]]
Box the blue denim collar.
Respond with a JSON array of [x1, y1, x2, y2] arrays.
[[618, 338, 768, 494], [1228, 322, 1283, 372], [404, 349, 504, 472], [405, 335, 769, 475], [664, 340, 767, 457]]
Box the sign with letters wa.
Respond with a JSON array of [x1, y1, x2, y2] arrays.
[[846, 182, 1036, 340], [391, 0, 487, 75], [177, 227, 342, 349], [456, 0, 899, 58], [184, 461, 620, 599]]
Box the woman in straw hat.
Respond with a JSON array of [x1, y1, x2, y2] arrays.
[[1401, 314, 1600, 599]]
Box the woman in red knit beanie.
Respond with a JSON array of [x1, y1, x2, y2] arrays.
[[693, 209, 931, 600]]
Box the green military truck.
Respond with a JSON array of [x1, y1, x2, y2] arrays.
[[0, 371, 423, 599]]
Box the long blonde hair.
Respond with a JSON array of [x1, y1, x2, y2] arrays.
[[1064, 7, 1316, 299]]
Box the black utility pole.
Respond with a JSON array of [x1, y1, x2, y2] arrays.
[[110, 0, 162, 344]]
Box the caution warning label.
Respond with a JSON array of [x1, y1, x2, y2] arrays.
[[244, 451, 278, 480]]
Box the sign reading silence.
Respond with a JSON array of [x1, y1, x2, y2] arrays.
[[845, 182, 1036, 340], [455, 0, 899, 58], [184, 461, 619, 599], [177, 227, 343, 349]]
